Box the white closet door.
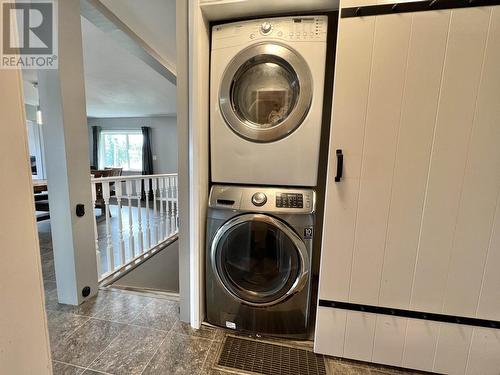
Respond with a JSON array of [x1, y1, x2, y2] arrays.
[[315, 5, 500, 374]]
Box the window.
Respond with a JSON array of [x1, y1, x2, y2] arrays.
[[99, 130, 143, 171]]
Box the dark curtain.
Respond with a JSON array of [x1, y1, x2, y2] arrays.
[[142, 126, 154, 200], [92, 126, 101, 169], [142, 126, 154, 175]]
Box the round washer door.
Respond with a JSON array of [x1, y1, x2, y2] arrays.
[[219, 43, 313, 143], [211, 213, 310, 307]]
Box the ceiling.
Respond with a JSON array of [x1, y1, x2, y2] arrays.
[[101, 0, 176, 65], [23, 0, 176, 118]]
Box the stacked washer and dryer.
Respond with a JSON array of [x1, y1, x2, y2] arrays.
[[206, 15, 328, 339]]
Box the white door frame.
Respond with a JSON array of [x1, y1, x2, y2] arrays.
[[177, 0, 210, 328], [0, 68, 52, 375], [176, 0, 192, 324]]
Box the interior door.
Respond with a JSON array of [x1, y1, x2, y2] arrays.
[[315, 5, 500, 374]]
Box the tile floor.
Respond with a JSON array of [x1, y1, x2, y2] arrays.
[[46, 288, 221, 374], [39, 223, 426, 375]]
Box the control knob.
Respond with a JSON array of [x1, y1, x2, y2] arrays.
[[260, 21, 272, 34], [251, 192, 267, 206]]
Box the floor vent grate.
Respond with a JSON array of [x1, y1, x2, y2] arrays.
[[216, 335, 327, 375]]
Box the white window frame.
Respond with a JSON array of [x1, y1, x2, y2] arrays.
[[98, 129, 143, 172]]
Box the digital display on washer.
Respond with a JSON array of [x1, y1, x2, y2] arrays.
[[276, 193, 303, 208]]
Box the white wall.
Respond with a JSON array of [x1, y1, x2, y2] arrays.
[[87, 116, 178, 173], [113, 241, 179, 292]]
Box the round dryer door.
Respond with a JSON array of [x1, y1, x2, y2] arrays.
[[219, 43, 313, 143], [211, 213, 310, 307]]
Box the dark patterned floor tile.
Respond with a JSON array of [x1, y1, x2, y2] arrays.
[[89, 324, 166, 375], [51, 318, 126, 367], [47, 310, 90, 349], [142, 332, 212, 375], [52, 361, 85, 375], [90, 292, 154, 324], [131, 298, 179, 331]]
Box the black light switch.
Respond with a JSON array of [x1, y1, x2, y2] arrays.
[[76, 204, 85, 217]]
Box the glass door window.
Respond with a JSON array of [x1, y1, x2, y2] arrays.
[[219, 44, 313, 143], [231, 56, 299, 129], [213, 215, 306, 305]]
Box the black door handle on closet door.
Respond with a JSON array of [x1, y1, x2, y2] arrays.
[[335, 149, 343, 182]]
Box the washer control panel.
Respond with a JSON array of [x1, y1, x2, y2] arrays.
[[209, 185, 315, 214], [276, 193, 303, 208]]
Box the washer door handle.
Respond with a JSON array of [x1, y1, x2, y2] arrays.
[[286, 269, 309, 297]]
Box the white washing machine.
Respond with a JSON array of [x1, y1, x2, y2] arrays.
[[210, 16, 328, 187]]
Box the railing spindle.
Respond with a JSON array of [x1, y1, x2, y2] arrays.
[[115, 180, 126, 265], [159, 177, 165, 240], [144, 178, 151, 249], [126, 180, 135, 258], [102, 181, 114, 273], [91, 182, 101, 278], [164, 177, 170, 236], [173, 175, 179, 232], [167, 177, 175, 236], [152, 177, 159, 244], [135, 179, 144, 253]]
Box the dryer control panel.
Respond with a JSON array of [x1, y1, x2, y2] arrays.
[[212, 15, 327, 50]]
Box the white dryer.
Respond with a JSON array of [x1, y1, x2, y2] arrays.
[[210, 16, 328, 187]]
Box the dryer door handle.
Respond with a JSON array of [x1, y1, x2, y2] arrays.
[[335, 149, 343, 182]]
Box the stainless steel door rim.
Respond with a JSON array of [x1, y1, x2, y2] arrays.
[[210, 213, 310, 307], [219, 43, 313, 143]]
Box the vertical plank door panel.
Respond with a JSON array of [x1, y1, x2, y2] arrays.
[[442, 6, 500, 319], [476, 192, 500, 320], [410, 7, 491, 313], [344, 311, 377, 361], [317, 16, 376, 302], [313, 307, 347, 357], [402, 320, 440, 372], [349, 13, 412, 305], [378, 10, 451, 309], [433, 324, 473, 375], [372, 315, 407, 366], [466, 328, 500, 375]]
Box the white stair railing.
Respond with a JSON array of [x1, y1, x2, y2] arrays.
[[91, 173, 178, 281]]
